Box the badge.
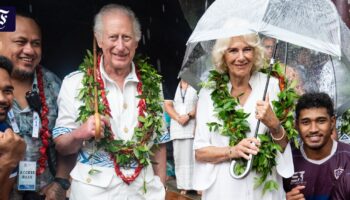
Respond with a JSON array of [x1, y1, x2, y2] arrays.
[[32, 112, 40, 138], [18, 161, 36, 191], [7, 109, 20, 133]]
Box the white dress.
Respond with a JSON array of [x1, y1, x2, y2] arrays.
[[193, 72, 294, 200], [170, 83, 198, 190]]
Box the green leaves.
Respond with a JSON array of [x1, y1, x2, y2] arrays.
[[76, 52, 164, 176], [206, 62, 300, 196]]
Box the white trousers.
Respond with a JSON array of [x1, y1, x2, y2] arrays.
[[69, 163, 165, 200]]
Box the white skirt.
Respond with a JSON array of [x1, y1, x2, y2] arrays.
[[173, 139, 195, 190]]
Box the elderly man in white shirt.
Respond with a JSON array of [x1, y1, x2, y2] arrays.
[[52, 4, 169, 200]]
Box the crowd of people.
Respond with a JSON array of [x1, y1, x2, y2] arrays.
[[0, 3, 350, 200]]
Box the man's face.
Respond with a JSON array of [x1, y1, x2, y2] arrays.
[[96, 12, 138, 71], [0, 68, 14, 122], [262, 38, 275, 60], [0, 16, 42, 78], [297, 107, 335, 151]]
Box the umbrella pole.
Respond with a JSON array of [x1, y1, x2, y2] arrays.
[[329, 55, 338, 118], [253, 40, 279, 138], [230, 40, 279, 179], [284, 43, 289, 74]]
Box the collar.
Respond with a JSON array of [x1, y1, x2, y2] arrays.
[[300, 139, 337, 164], [99, 56, 140, 86], [227, 71, 259, 94]]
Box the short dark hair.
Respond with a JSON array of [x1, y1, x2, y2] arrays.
[[295, 92, 334, 120], [0, 55, 13, 75]]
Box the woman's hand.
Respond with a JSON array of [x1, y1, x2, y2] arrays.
[[232, 137, 260, 160], [255, 95, 279, 130]]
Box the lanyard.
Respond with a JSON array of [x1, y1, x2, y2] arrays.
[[180, 88, 187, 103], [7, 108, 40, 138]]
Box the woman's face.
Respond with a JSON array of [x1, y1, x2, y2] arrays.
[[224, 36, 255, 79]]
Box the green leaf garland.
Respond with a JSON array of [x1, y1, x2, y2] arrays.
[[205, 62, 299, 195]]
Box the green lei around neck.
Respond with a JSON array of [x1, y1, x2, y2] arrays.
[[77, 51, 164, 170], [205, 62, 299, 195]]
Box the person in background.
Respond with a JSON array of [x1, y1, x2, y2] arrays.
[[0, 56, 26, 199], [261, 36, 303, 95], [164, 79, 198, 195], [283, 92, 350, 200], [0, 13, 75, 199]]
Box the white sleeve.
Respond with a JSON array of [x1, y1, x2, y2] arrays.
[[192, 88, 219, 190], [52, 73, 83, 138]]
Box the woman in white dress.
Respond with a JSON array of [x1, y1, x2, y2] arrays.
[[193, 34, 294, 200], [164, 79, 198, 195]]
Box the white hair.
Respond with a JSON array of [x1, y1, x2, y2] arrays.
[[94, 4, 141, 41]]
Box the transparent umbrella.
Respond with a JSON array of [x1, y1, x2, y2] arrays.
[[179, 0, 350, 116]]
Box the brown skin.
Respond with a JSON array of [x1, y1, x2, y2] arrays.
[[0, 16, 75, 200], [0, 68, 26, 199], [286, 107, 335, 200]]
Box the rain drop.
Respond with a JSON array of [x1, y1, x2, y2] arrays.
[[157, 59, 162, 72], [142, 35, 146, 45], [147, 28, 151, 40], [162, 4, 165, 13]]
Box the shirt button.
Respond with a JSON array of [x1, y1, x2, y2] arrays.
[[123, 103, 128, 109], [124, 127, 129, 133]]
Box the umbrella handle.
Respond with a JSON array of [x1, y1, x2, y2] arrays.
[[229, 156, 253, 179]]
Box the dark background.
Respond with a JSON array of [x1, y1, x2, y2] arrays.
[[0, 0, 209, 96]]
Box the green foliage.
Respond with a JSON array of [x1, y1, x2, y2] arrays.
[[341, 109, 350, 135], [77, 51, 163, 171], [205, 62, 299, 195]]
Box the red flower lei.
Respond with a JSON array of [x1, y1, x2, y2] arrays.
[[36, 66, 50, 175], [94, 56, 146, 184]]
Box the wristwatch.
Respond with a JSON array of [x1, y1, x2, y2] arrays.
[[53, 177, 71, 190]]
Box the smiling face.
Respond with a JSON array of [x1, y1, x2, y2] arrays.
[[0, 68, 14, 122], [96, 12, 138, 72], [0, 16, 41, 79], [224, 36, 255, 79], [297, 107, 335, 155]]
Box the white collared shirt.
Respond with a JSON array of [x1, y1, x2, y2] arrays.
[[53, 58, 169, 167]]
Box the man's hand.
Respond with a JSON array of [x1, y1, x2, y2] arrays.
[[0, 128, 26, 168], [73, 115, 110, 140], [40, 182, 66, 200], [286, 185, 306, 200]]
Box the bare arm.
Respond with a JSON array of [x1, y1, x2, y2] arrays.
[[195, 137, 260, 164], [41, 153, 77, 200], [164, 100, 190, 125], [151, 143, 167, 185], [256, 95, 288, 150], [0, 129, 26, 196], [55, 116, 109, 155]]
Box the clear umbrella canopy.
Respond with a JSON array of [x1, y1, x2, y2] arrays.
[[179, 0, 350, 116]]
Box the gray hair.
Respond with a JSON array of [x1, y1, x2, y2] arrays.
[[94, 4, 141, 42], [212, 33, 265, 74]]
